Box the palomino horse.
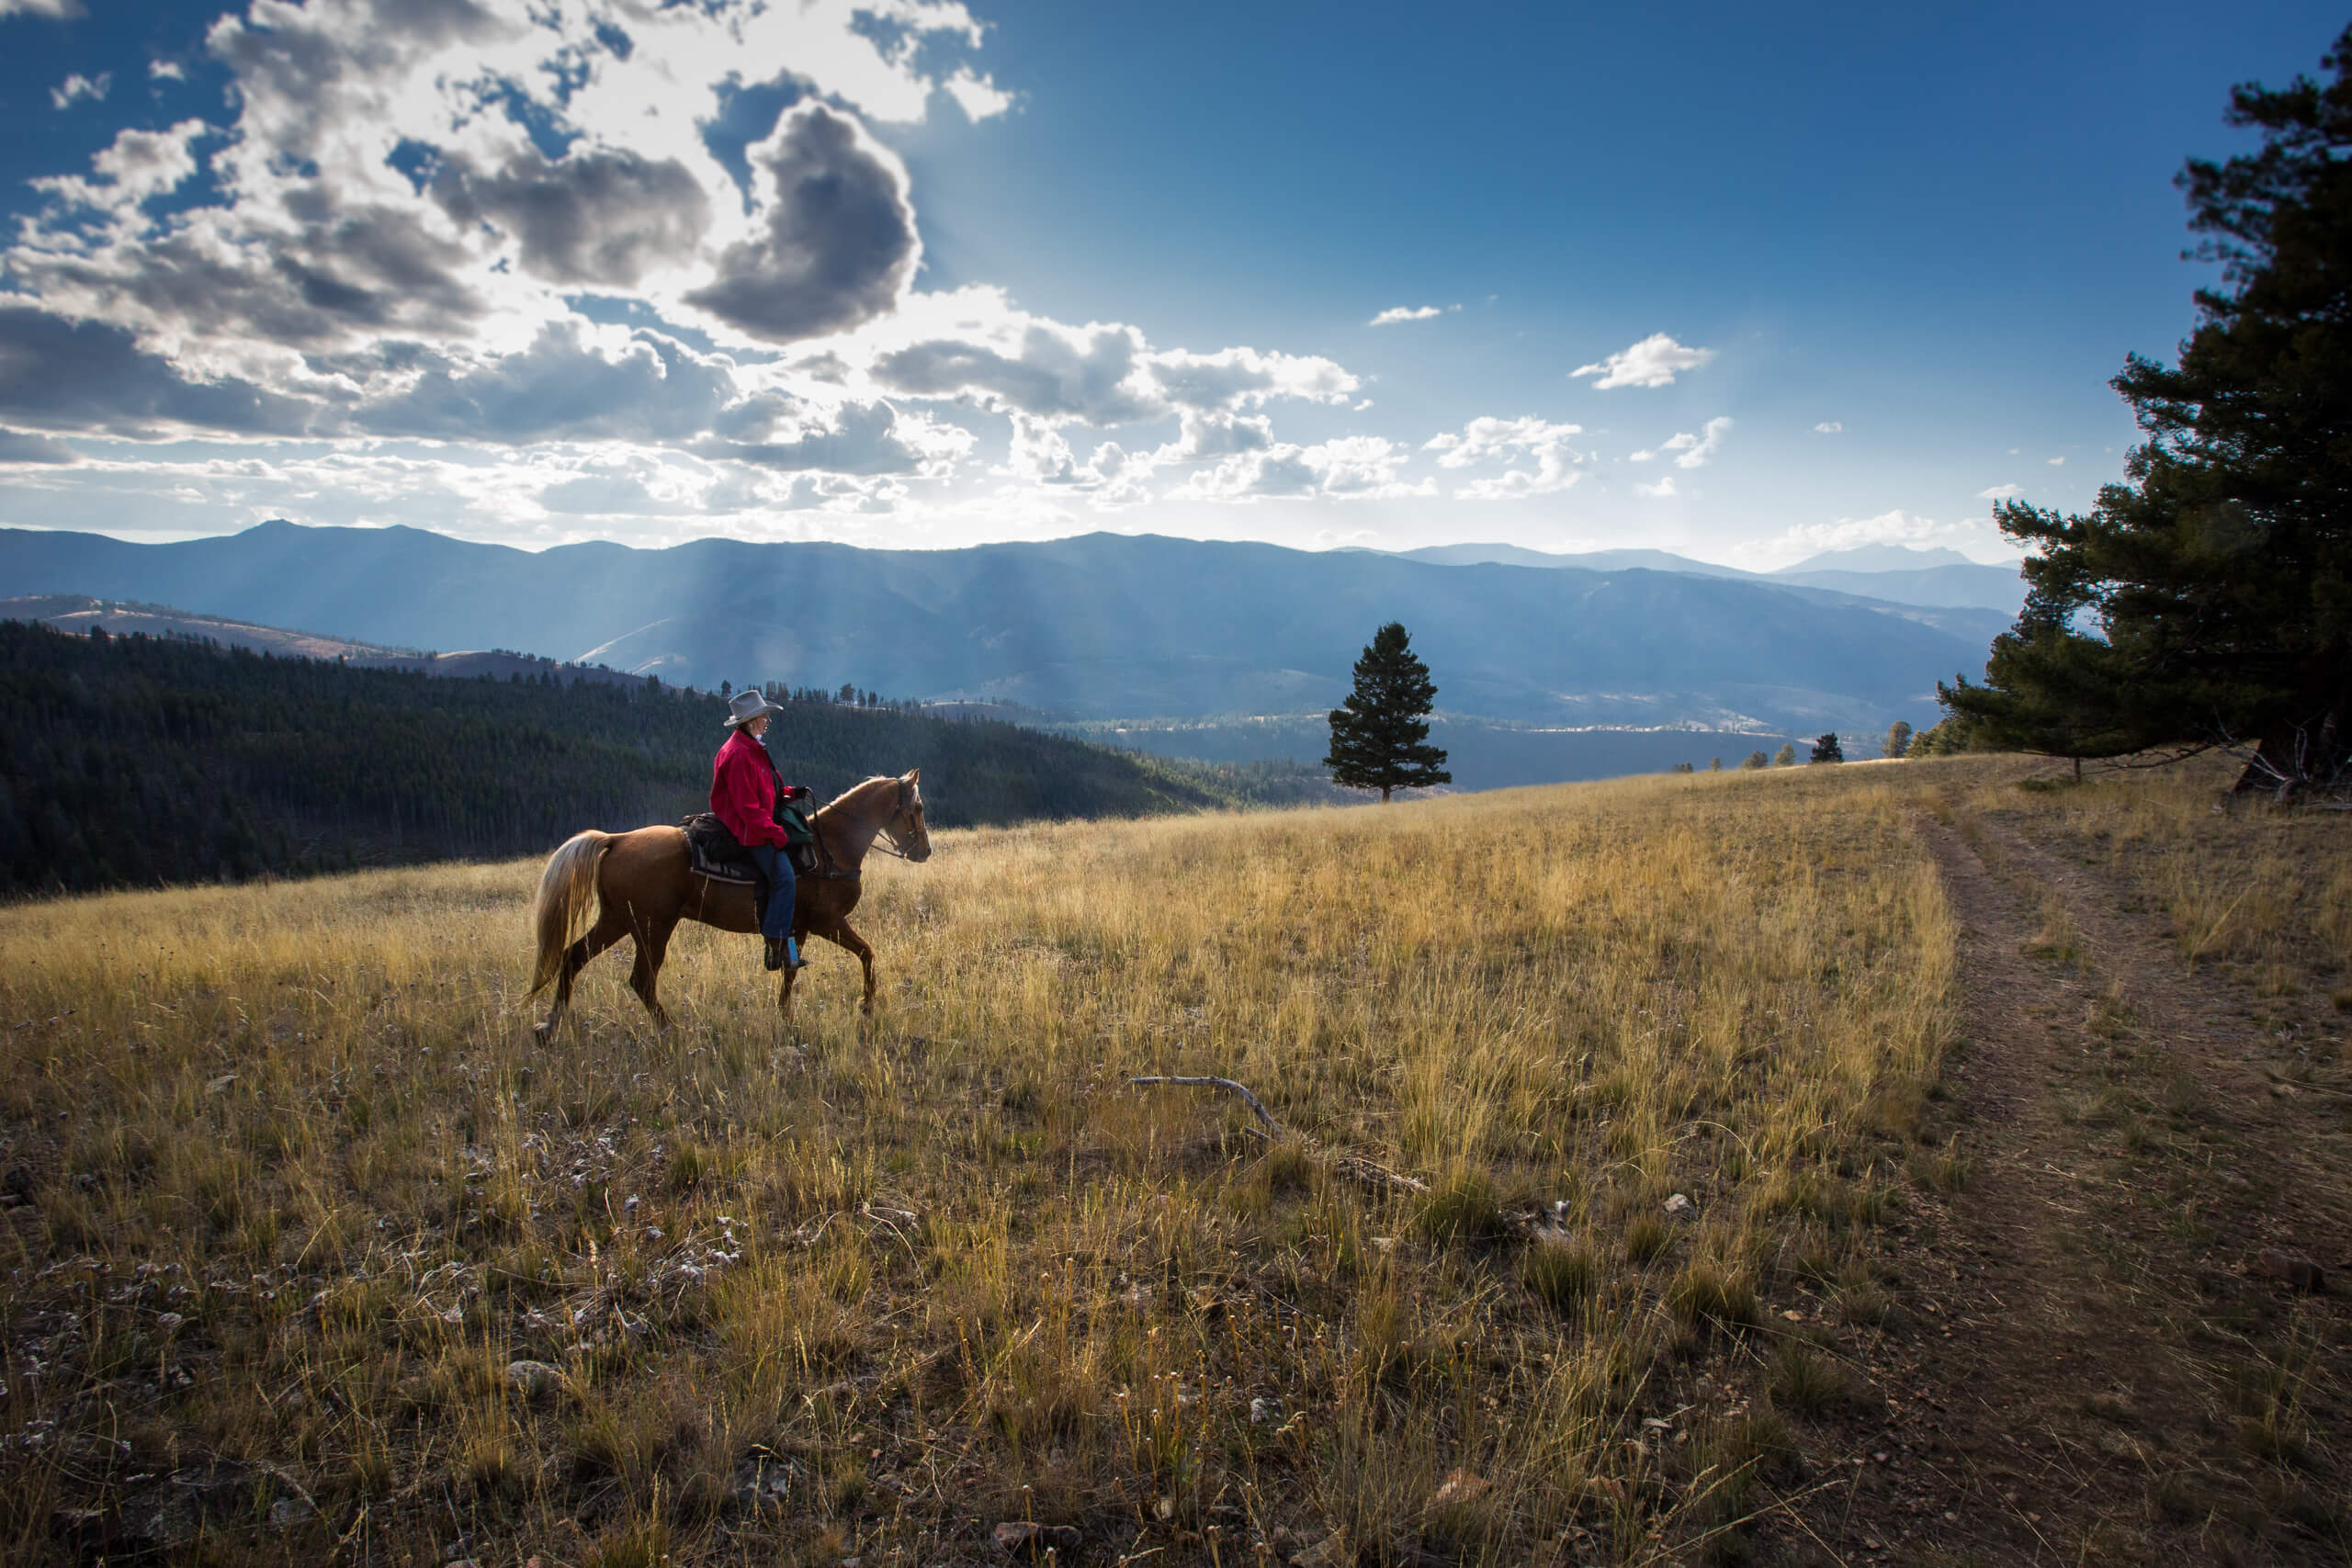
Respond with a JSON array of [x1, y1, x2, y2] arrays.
[[527, 771, 932, 1037]]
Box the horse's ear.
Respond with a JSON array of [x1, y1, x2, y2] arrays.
[[904, 768, 921, 784]]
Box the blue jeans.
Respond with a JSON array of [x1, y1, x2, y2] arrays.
[[748, 843, 797, 942]]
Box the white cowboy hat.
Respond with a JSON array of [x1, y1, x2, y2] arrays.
[[724, 687, 785, 728]]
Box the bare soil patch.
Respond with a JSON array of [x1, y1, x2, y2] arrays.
[[1773, 786, 2350, 1565]]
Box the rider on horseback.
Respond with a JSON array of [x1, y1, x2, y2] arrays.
[[714, 686, 807, 972]]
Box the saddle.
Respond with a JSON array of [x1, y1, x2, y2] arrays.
[[681, 812, 825, 882], [681, 812, 759, 885]]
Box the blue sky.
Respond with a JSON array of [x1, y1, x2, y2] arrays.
[[0, 0, 2339, 565]]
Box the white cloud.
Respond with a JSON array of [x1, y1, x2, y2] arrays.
[[864, 288, 1357, 427], [1368, 304, 1455, 326], [703, 400, 974, 478], [7, 0, 1011, 383], [1718, 508, 2018, 570], [0, 1, 1364, 513], [1628, 449, 1656, 463], [1150, 344, 1358, 413], [1571, 332, 1713, 389], [684, 103, 918, 344], [998, 412, 1150, 502], [32, 120, 210, 213], [1313, 435, 1429, 498], [3, 438, 925, 546], [1813, 421, 1842, 434], [1976, 483, 2023, 500], [0, 428, 81, 464], [3, 0, 84, 16], [1773, 509, 1949, 555], [2047, 456, 2065, 466], [1153, 411, 1272, 461], [1421, 414, 1585, 499], [0, 0, 1423, 536], [1174, 434, 1427, 503], [1659, 415, 1733, 469], [50, 71, 109, 110], [1634, 475, 1678, 498], [942, 69, 1014, 120]]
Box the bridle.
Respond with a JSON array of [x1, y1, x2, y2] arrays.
[[868, 778, 926, 861], [812, 778, 927, 872]]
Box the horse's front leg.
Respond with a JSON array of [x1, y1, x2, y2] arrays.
[[831, 920, 877, 1015], [775, 955, 797, 1021]]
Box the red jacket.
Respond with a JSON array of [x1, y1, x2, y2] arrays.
[[711, 728, 793, 850]]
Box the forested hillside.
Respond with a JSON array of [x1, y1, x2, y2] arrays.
[[0, 622, 1253, 895]]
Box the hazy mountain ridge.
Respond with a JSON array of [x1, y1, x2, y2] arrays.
[[1383, 540, 2027, 615], [0, 523, 1993, 738]]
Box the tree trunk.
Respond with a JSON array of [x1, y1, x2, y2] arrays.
[[2232, 678, 2352, 797], [1380, 785, 1393, 803]]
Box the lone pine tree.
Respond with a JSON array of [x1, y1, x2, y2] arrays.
[[1325, 622, 1452, 802], [1943, 26, 2352, 796]]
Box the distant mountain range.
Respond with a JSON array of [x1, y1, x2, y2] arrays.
[[0, 524, 2002, 745], [0, 593, 662, 689], [1383, 541, 2028, 615]]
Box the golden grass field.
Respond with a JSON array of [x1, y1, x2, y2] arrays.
[[2, 758, 2345, 1566]]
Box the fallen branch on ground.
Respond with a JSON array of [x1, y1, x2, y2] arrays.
[[1130, 1075, 1281, 1136], [1325, 1152, 1430, 1195]]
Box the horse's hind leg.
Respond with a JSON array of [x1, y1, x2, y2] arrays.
[[535, 908, 630, 1040], [628, 917, 678, 1033]]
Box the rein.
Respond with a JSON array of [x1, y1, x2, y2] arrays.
[[805, 819, 860, 881]]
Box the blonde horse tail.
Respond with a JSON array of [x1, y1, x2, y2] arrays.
[[530, 830, 613, 992]]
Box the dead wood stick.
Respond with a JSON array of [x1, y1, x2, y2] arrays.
[[1326, 1153, 1430, 1196], [1129, 1075, 1281, 1137]]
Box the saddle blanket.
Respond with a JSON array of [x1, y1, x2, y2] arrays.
[[680, 812, 758, 885]]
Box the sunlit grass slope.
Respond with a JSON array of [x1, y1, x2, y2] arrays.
[[0, 767, 1958, 1564]]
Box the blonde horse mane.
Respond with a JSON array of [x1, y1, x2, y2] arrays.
[[817, 774, 914, 817]]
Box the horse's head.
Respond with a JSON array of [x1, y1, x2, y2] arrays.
[[885, 769, 933, 862]]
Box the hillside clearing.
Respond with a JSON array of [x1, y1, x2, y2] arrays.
[[0, 761, 2345, 1564]]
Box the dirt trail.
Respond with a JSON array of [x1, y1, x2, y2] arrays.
[[1778, 805, 2350, 1566]]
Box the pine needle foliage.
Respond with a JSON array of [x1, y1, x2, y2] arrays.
[[1324, 622, 1453, 802], [1943, 26, 2352, 794]]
